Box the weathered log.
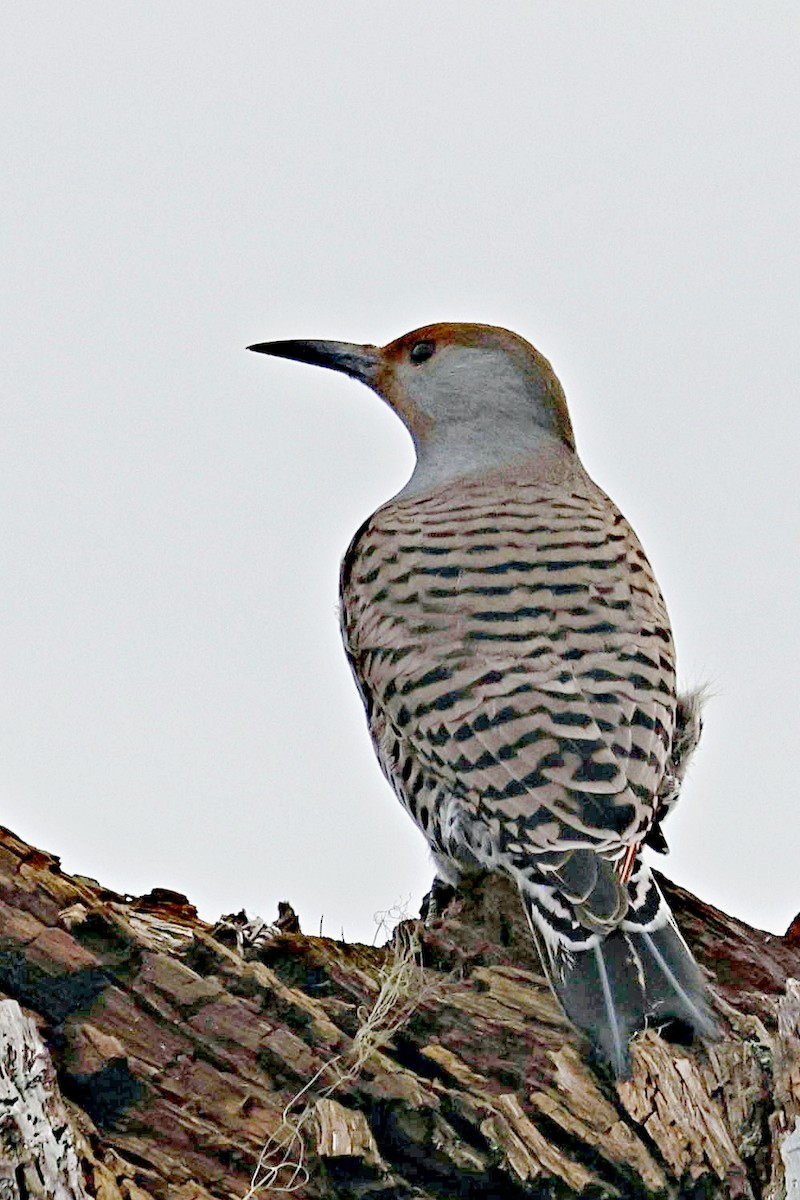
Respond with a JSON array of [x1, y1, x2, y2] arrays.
[[1, 821, 799, 1198]]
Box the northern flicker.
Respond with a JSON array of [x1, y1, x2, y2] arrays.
[[249, 322, 716, 1074]]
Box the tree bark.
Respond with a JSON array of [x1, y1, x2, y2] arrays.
[[1, 821, 798, 1198]]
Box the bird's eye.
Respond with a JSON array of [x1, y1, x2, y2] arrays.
[[409, 340, 436, 365]]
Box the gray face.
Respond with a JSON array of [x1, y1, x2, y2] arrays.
[[391, 343, 552, 435], [248, 325, 575, 496], [383, 341, 574, 496]]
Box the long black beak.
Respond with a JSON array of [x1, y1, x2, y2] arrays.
[[247, 339, 381, 386]]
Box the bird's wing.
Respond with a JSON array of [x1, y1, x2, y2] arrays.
[[341, 473, 675, 853]]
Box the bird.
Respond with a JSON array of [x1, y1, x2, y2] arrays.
[[645, 685, 707, 855], [248, 322, 717, 1075]]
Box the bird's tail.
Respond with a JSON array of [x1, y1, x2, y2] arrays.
[[521, 855, 717, 1076]]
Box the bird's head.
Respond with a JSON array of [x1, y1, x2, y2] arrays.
[[249, 322, 575, 487]]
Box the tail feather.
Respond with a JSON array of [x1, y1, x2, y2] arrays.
[[529, 923, 647, 1075], [592, 942, 627, 1076], [636, 925, 717, 1041], [521, 864, 717, 1076]]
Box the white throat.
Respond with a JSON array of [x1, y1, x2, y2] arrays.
[[397, 423, 565, 498], [392, 347, 566, 498]]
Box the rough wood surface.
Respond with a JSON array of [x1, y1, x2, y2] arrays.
[[1, 821, 799, 1198], [0, 998, 87, 1199]]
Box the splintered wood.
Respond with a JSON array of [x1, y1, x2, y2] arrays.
[[313, 1098, 381, 1164], [531, 1045, 667, 1193], [0, 1000, 87, 1200], [769, 978, 800, 1199], [617, 1030, 753, 1197], [480, 1090, 600, 1191]]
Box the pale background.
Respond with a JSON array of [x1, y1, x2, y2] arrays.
[[1, 4, 798, 943]]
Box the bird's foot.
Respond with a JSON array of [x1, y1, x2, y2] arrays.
[[420, 877, 457, 927]]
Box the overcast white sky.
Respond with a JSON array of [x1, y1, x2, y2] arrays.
[[1, 4, 798, 943]]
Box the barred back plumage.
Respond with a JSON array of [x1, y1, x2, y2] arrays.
[[250, 320, 716, 1074]]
